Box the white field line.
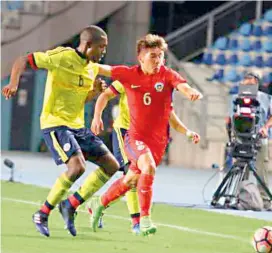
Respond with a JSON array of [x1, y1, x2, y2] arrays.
[[2, 197, 249, 243]]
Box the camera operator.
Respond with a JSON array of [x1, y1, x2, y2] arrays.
[[229, 72, 272, 210]]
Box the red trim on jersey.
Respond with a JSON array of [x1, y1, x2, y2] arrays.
[[109, 85, 120, 95], [27, 54, 38, 70]]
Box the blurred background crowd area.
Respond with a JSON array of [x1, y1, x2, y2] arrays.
[[1, 0, 272, 169]]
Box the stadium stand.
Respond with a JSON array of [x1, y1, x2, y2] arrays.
[[203, 8, 272, 87]]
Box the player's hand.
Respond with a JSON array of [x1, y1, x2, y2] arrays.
[[188, 88, 203, 101], [93, 78, 107, 93], [186, 130, 200, 144], [2, 84, 18, 100], [259, 126, 268, 138], [91, 116, 104, 135]]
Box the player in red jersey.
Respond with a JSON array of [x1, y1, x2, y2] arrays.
[[89, 34, 202, 235]]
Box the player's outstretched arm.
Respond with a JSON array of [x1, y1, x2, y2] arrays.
[[176, 83, 203, 101], [91, 87, 117, 135], [97, 64, 112, 77], [169, 110, 200, 144], [2, 56, 28, 99]]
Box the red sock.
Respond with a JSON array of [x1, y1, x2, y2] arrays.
[[137, 174, 154, 217], [131, 216, 140, 226], [101, 177, 130, 207], [40, 204, 51, 215], [68, 195, 81, 209]]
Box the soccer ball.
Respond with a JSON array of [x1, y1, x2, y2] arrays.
[[252, 226, 272, 253]]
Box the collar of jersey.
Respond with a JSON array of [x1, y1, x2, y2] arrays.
[[75, 48, 87, 60]]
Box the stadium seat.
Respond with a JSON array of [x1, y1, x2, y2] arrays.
[[252, 25, 263, 37], [207, 69, 224, 81], [251, 40, 262, 52], [264, 9, 272, 22], [263, 72, 272, 83], [239, 23, 252, 36], [263, 25, 272, 36], [263, 40, 272, 52], [214, 53, 226, 65], [239, 39, 251, 51], [214, 37, 228, 50], [228, 54, 239, 65], [228, 38, 239, 50], [224, 69, 241, 82], [264, 56, 272, 67], [254, 55, 263, 67], [238, 54, 252, 67], [202, 52, 213, 65]]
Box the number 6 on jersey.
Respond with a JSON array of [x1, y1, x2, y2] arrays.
[[143, 92, 151, 105]]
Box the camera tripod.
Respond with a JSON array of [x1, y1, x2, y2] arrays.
[[211, 157, 272, 208]]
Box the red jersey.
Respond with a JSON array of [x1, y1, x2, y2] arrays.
[[112, 65, 186, 147]]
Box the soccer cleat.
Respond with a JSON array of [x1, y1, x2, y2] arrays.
[[88, 207, 104, 229], [89, 196, 105, 232], [32, 211, 50, 237], [131, 223, 140, 235], [140, 216, 157, 236], [58, 200, 77, 236]]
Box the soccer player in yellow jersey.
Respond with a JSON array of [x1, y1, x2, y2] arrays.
[[2, 26, 120, 237], [87, 80, 141, 234]]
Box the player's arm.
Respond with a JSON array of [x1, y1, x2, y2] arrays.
[[169, 110, 200, 144], [2, 55, 29, 99], [91, 87, 117, 135], [176, 83, 203, 101], [167, 68, 203, 101], [97, 64, 112, 77], [2, 48, 61, 100]]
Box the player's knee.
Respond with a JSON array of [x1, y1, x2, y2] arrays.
[[66, 154, 86, 180], [101, 155, 120, 176], [142, 163, 156, 175], [123, 174, 139, 188]]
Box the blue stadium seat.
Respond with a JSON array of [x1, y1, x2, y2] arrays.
[[263, 25, 272, 36], [251, 40, 262, 52], [254, 55, 264, 67], [264, 9, 272, 22], [263, 72, 272, 83], [239, 39, 251, 51], [252, 25, 263, 37], [214, 37, 228, 50], [239, 23, 252, 36], [264, 56, 272, 67], [207, 69, 224, 81], [228, 39, 239, 50], [202, 52, 213, 65], [214, 53, 226, 65], [238, 54, 252, 67], [228, 54, 238, 65], [263, 40, 272, 52], [224, 69, 241, 82]]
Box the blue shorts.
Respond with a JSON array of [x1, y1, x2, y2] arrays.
[[42, 126, 109, 165], [112, 127, 128, 171]]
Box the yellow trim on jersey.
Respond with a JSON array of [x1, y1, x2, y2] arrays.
[[114, 127, 128, 164], [50, 131, 68, 163]]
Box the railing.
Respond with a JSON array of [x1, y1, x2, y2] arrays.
[[165, 0, 271, 61]]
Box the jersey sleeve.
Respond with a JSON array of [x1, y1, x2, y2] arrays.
[[27, 47, 64, 70], [110, 81, 125, 95], [167, 68, 187, 89], [111, 66, 131, 87], [86, 62, 99, 81]]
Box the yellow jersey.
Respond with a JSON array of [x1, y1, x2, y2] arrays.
[[110, 81, 130, 130], [29, 47, 99, 129]]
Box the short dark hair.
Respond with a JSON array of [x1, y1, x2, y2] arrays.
[[80, 25, 107, 44]]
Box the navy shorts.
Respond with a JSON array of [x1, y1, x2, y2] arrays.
[[112, 127, 129, 171], [42, 126, 109, 165]]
